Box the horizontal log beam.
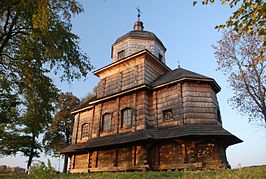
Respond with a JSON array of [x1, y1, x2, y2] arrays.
[[89, 165, 149, 172], [153, 162, 203, 171]]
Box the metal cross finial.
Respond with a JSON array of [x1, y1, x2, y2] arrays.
[[178, 61, 181, 68], [136, 6, 142, 21]]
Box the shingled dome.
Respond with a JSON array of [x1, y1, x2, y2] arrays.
[[113, 30, 166, 50], [111, 18, 167, 63]]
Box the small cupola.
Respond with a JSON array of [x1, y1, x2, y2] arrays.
[[133, 20, 144, 31], [111, 10, 167, 63], [133, 9, 144, 31]]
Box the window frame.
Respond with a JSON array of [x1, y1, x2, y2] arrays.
[[217, 109, 222, 123], [163, 109, 173, 121], [81, 123, 89, 139], [121, 108, 132, 128], [117, 50, 125, 59], [158, 53, 163, 61], [102, 113, 112, 132]]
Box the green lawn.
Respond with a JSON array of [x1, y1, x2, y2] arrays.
[[1, 165, 266, 179]]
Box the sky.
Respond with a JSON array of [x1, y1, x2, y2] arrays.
[[1, 0, 266, 171]]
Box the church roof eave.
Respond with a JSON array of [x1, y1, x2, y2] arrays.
[[60, 125, 242, 154], [93, 49, 171, 77], [152, 67, 221, 93]]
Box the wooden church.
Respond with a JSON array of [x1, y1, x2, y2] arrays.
[[60, 16, 242, 173]]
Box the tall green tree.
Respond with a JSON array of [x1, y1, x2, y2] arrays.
[[43, 92, 80, 173], [0, 0, 92, 169], [213, 30, 266, 125]]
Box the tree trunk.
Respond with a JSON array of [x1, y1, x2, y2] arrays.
[[63, 154, 68, 173], [263, 108, 266, 124], [27, 134, 35, 171]]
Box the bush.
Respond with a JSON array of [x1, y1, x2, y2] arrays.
[[29, 160, 57, 179]]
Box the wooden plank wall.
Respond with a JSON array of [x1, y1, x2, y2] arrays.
[[151, 140, 225, 170], [112, 39, 165, 63], [71, 140, 227, 172], [75, 90, 147, 140], [182, 83, 220, 125], [72, 145, 146, 172], [72, 114, 80, 144], [152, 84, 183, 128], [74, 154, 88, 169], [76, 110, 94, 143], [98, 149, 114, 167], [96, 64, 144, 98]]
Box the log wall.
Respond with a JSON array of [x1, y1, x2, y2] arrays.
[[70, 140, 228, 173], [73, 153, 88, 169], [71, 144, 147, 173]]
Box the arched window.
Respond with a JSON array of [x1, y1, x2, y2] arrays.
[[81, 123, 89, 139], [121, 108, 132, 128], [102, 113, 112, 131]]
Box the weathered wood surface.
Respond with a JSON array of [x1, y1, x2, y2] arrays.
[[70, 168, 88, 174], [72, 81, 222, 144], [153, 162, 203, 171], [112, 37, 165, 63], [71, 140, 228, 172], [89, 165, 149, 172]]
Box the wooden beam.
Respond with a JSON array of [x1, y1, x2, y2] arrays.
[[114, 147, 118, 167], [89, 165, 149, 172], [91, 107, 95, 138], [88, 152, 91, 169], [157, 143, 160, 166], [153, 162, 203, 171], [116, 97, 120, 133], [133, 145, 137, 166], [95, 151, 98, 168]]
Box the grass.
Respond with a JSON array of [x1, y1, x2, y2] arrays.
[[1, 165, 266, 179]]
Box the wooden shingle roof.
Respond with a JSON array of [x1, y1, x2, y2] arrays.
[[113, 30, 166, 51], [152, 67, 221, 92], [60, 125, 242, 154]]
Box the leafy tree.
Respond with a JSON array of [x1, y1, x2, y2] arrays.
[[194, 0, 266, 47], [1, 64, 59, 169], [80, 86, 98, 104], [43, 92, 80, 173], [0, 0, 92, 169], [213, 30, 266, 125]]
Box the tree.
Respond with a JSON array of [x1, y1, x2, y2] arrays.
[[1, 65, 59, 169], [43, 92, 80, 173], [213, 30, 266, 125], [0, 0, 93, 169], [80, 86, 97, 104], [194, 0, 266, 47]]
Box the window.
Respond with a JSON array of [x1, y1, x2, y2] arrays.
[[81, 123, 89, 139], [118, 50, 125, 59], [121, 108, 132, 128], [217, 109, 222, 123], [163, 109, 173, 121], [158, 53, 163, 61], [102, 113, 112, 131]]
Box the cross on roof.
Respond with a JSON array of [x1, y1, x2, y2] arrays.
[[136, 6, 142, 21]]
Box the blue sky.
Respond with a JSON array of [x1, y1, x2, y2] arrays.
[[1, 0, 265, 170]]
